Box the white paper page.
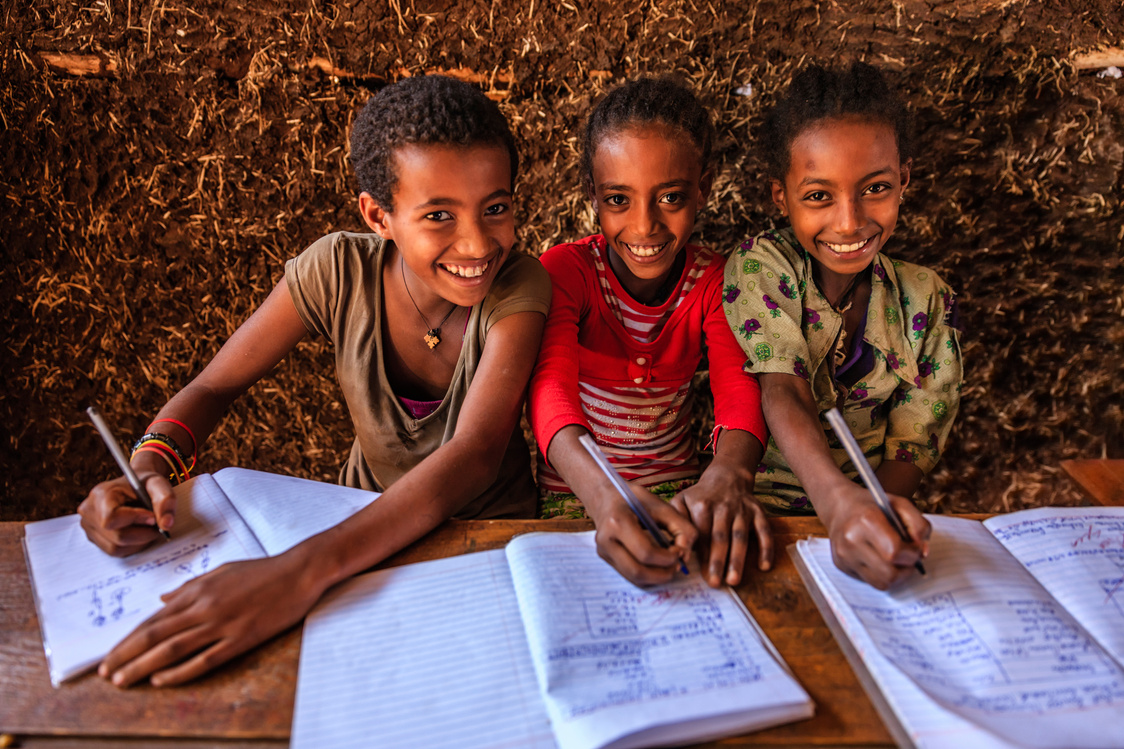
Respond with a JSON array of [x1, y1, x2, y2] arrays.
[[505, 532, 812, 749], [984, 506, 1124, 665], [795, 537, 1021, 749], [212, 467, 379, 556], [23, 474, 266, 686], [291, 549, 555, 749], [800, 515, 1124, 749]]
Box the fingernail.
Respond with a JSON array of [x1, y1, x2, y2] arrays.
[[97, 664, 108, 678], [111, 671, 125, 686]]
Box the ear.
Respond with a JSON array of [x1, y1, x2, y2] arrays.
[[697, 168, 715, 209], [770, 179, 788, 217], [359, 192, 393, 238], [585, 177, 599, 217], [899, 158, 912, 192]]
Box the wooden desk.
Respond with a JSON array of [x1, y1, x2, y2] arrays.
[[1060, 459, 1124, 506], [0, 517, 893, 748]]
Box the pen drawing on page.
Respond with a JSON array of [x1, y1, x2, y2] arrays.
[[541, 567, 767, 718]]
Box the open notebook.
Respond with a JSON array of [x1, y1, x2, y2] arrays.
[[292, 531, 814, 749], [23, 467, 379, 686], [791, 507, 1124, 749]]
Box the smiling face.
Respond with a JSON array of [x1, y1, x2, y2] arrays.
[[589, 124, 711, 303], [360, 142, 515, 311], [772, 116, 911, 300]]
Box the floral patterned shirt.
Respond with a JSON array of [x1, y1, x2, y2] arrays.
[[722, 228, 963, 513]]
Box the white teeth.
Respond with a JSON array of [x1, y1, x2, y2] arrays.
[[441, 262, 487, 278], [624, 242, 665, 257], [825, 238, 870, 254]]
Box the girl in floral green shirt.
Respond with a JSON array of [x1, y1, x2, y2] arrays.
[[723, 62, 963, 590]]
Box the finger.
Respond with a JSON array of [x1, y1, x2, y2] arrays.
[[704, 502, 731, 587], [749, 504, 774, 574], [150, 637, 245, 687], [99, 582, 199, 677], [646, 499, 697, 562], [595, 531, 677, 587], [146, 475, 178, 532], [723, 511, 750, 586], [892, 496, 931, 555], [107, 620, 213, 687]]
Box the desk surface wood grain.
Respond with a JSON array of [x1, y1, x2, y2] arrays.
[[1060, 459, 1124, 507], [0, 517, 893, 747]]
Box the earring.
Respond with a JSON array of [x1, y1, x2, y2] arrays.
[[899, 193, 905, 204]]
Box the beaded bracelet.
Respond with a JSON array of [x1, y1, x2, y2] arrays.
[[132, 445, 186, 485], [146, 418, 197, 458], [133, 439, 189, 481], [133, 431, 194, 473]]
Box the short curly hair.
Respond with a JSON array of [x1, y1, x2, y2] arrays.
[[349, 75, 519, 211], [581, 76, 714, 187], [761, 61, 914, 180]]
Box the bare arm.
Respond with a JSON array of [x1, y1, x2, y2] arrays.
[[759, 372, 929, 590], [98, 308, 546, 687], [79, 279, 309, 553], [546, 425, 697, 587]]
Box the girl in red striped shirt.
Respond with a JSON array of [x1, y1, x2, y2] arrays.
[[529, 77, 772, 588]]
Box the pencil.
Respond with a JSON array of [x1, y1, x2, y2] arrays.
[[86, 406, 170, 540], [577, 433, 689, 576], [824, 408, 924, 575]]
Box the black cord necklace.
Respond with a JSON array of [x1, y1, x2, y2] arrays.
[[400, 256, 458, 350]]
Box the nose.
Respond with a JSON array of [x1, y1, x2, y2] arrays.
[[834, 196, 864, 236], [632, 200, 661, 237], [457, 217, 491, 258]]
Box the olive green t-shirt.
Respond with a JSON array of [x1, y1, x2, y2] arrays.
[[285, 232, 551, 519]]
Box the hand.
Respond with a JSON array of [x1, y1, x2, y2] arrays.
[[99, 551, 325, 687], [589, 485, 697, 587], [820, 483, 930, 590], [78, 472, 177, 556], [671, 460, 773, 588]]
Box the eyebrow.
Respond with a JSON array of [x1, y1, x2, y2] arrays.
[[596, 179, 691, 192], [412, 188, 512, 211], [797, 167, 895, 188]]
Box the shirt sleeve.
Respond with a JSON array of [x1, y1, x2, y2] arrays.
[[479, 251, 552, 339], [723, 232, 814, 380], [285, 233, 348, 340], [883, 280, 963, 474], [528, 244, 592, 463], [702, 265, 769, 450]]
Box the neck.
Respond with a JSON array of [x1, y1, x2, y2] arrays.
[[816, 266, 869, 310], [608, 246, 686, 306]]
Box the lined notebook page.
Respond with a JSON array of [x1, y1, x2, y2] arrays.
[[213, 467, 379, 556], [795, 535, 1019, 749], [505, 532, 812, 749], [23, 474, 265, 685], [984, 506, 1124, 664], [797, 515, 1124, 749], [291, 549, 555, 749]]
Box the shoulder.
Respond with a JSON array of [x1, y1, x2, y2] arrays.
[[489, 251, 550, 301], [725, 227, 805, 280], [481, 250, 552, 325], [879, 255, 957, 320], [287, 231, 385, 277], [539, 235, 599, 277]]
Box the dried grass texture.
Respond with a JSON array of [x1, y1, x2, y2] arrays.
[[1, 0, 1121, 520]]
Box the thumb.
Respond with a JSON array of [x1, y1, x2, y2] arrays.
[[145, 474, 178, 532], [892, 495, 931, 556]]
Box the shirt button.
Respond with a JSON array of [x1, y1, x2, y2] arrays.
[[636, 357, 646, 365], [633, 377, 644, 384]]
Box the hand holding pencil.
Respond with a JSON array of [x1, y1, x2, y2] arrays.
[[818, 408, 931, 589], [79, 406, 178, 556]]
